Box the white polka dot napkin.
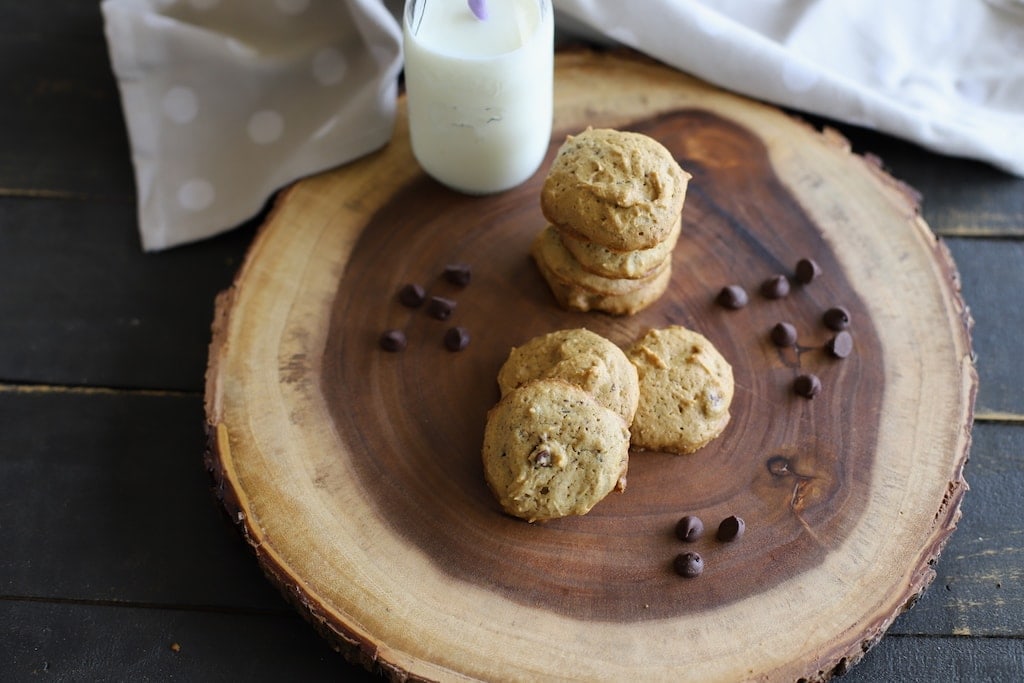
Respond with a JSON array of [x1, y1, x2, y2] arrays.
[[101, 0, 402, 251], [553, 0, 1024, 177]]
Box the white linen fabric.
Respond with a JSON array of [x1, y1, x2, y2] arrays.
[[102, 0, 403, 250], [554, 0, 1024, 176], [102, 0, 1024, 250]]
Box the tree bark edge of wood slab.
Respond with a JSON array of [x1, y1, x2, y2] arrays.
[[204, 50, 975, 682]]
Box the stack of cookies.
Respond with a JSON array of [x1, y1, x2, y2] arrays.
[[533, 127, 691, 316], [481, 328, 638, 523]]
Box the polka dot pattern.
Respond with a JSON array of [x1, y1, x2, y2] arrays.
[[162, 86, 198, 124], [178, 178, 215, 212], [248, 110, 285, 145], [103, 0, 405, 250], [312, 47, 348, 85]]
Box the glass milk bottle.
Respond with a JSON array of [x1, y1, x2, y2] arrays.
[[403, 0, 554, 194]]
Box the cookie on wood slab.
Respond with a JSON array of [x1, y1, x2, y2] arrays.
[[481, 379, 630, 522], [541, 127, 690, 251], [627, 326, 734, 454], [497, 328, 640, 425]]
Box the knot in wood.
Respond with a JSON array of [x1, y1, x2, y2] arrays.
[[767, 455, 792, 477]]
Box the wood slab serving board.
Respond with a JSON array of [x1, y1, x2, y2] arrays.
[[204, 50, 976, 682]]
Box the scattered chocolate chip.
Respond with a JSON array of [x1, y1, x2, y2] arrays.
[[443, 263, 472, 287], [379, 329, 407, 352], [427, 296, 456, 320], [675, 515, 705, 543], [760, 274, 791, 299], [716, 285, 749, 309], [823, 306, 851, 331], [794, 258, 821, 284], [531, 449, 552, 467], [770, 322, 798, 347], [398, 283, 426, 308], [673, 552, 704, 578], [793, 373, 822, 398], [444, 326, 471, 351], [826, 330, 854, 358], [716, 515, 746, 542]]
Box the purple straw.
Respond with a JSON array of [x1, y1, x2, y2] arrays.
[[468, 0, 488, 21]]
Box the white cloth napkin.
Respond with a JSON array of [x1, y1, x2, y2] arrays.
[[101, 0, 403, 250], [555, 0, 1024, 176], [102, 0, 1024, 251]]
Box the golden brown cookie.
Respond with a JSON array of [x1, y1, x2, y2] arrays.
[[481, 379, 630, 522], [558, 216, 681, 280], [497, 328, 640, 425], [531, 225, 670, 297], [541, 128, 690, 251], [626, 326, 734, 454], [532, 233, 673, 315]]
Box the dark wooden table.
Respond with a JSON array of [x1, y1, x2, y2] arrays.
[[3, 4, 1022, 681]]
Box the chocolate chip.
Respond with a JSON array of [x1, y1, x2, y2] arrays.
[[675, 515, 705, 543], [427, 296, 456, 320], [443, 263, 472, 287], [673, 552, 704, 578], [379, 329, 407, 352], [794, 373, 822, 398], [795, 258, 821, 284], [716, 285, 749, 309], [827, 330, 854, 358], [823, 306, 851, 331], [716, 515, 746, 542], [531, 449, 552, 467], [398, 283, 426, 308], [444, 326, 470, 351], [770, 322, 797, 347], [760, 274, 791, 299]]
